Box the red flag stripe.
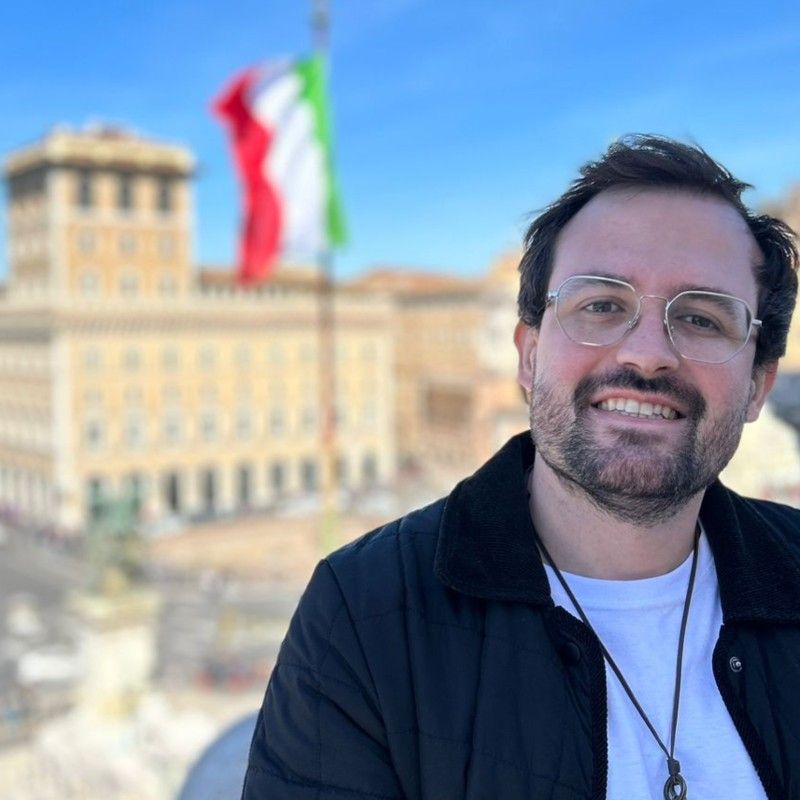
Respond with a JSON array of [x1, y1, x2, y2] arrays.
[[213, 68, 283, 283]]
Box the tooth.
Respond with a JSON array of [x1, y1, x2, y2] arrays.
[[665, 408, 677, 420], [600, 399, 611, 410], [615, 398, 626, 411], [640, 402, 653, 416], [653, 404, 662, 417], [624, 399, 639, 414]]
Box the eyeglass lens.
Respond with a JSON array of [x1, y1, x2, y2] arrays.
[[554, 276, 754, 363]]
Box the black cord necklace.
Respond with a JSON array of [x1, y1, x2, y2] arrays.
[[535, 525, 701, 800]]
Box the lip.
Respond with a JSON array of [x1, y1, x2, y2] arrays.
[[590, 390, 686, 419]]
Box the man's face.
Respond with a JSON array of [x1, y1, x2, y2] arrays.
[[514, 188, 776, 525]]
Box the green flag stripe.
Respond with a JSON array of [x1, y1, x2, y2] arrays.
[[297, 55, 348, 247]]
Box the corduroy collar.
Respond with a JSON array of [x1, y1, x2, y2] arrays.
[[434, 432, 800, 623]]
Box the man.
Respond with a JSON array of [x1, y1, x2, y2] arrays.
[[242, 136, 800, 799]]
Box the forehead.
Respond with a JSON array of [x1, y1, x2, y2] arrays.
[[551, 188, 762, 302]]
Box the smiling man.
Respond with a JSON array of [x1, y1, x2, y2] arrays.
[[242, 136, 800, 800]]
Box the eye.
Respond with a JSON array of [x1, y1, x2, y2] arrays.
[[582, 299, 624, 314], [678, 313, 721, 332]]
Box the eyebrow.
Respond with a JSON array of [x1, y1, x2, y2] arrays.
[[671, 282, 740, 297], [583, 271, 740, 298]]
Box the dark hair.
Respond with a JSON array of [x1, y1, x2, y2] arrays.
[[517, 134, 798, 366]]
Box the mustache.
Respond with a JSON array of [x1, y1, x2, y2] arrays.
[[573, 369, 706, 419]]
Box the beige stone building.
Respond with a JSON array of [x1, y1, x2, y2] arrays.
[[0, 127, 395, 535], [3, 125, 798, 533], [349, 251, 528, 493]]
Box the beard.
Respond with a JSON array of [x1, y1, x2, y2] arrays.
[[529, 368, 749, 526]]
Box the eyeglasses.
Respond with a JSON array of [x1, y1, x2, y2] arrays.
[[545, 274, 762, 364]]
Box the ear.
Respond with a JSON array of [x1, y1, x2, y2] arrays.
[[514, 321, 539, 392], [745, 362, 778, 423]]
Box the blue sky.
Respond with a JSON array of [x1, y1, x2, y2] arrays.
[[2, 1, 800, 280]]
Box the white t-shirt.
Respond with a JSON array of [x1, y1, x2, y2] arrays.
[[543, 533, 767, 800]]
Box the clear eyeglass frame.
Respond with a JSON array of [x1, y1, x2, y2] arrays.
[[545, 274, 762, 365]]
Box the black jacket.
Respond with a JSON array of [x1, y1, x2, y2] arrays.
[[242, 433, 800, 799]]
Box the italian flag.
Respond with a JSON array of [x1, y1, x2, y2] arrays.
[[213, 56, 347, 282]]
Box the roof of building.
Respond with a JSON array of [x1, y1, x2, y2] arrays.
[[5, 123, 194, 177], [196, 264, 324, 291], [347, 267, 481, 297]]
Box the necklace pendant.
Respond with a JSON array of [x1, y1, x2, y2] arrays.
[[663, 772, 687, 800]]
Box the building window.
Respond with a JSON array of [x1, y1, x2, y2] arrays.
[[120, 272, 139, 297], [84, 418, 104, 451], [362, 453, 378, 487], [84, 388, 103, 405], [124, 413, 146, 449], [269, 408, 285, 436], [199, 468, 217, 514], [301, 407, 317, 434], [162, 384, 180, 402], [335, 457, 348, 488], [122, 473, 146, 515], [361, 403, 377, 432], [162, 471, 182, 514], [159, 273, 178, 296], [77, 169, 92, 208], [162, 411, 182, 445], [158, 234, 175, 259], [270, 462, 285, 495], [200, 384, 217, 402], [118, 173, 134, 211], [198, 346, 215, 370], [119, 232, 136, 255], [83, 348, 102, 371], [86, 477, 106, 522], [235, 344, 251, 368], [80, 271, 100, 297], [161, 347, 180, 371], [199, 410, 217, 443], [301, 460, 318, 493], [124, 386, 143, 405], [236, 407, 252, 441], [237, 463, 252, 508], [157, 176, 172, 213], [78, 229, 96, 254], [123, 348, 142, 371]]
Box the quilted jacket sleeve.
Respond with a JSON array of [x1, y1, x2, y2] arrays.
[[241, 559, 403, 799]]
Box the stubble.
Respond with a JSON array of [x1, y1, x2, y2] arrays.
[[529, 368, 748, 526]]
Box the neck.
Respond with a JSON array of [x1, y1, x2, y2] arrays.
[[529, 452, 704, 579]]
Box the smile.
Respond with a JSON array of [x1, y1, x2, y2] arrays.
[[594, 397, 680, 420]]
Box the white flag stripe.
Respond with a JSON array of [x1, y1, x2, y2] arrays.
[[250, 61, 335, 257], [252, 70, 301, 130], [267, 102, 315, 191], [283, 144, 327, 255], [263, 100, 328, 254]]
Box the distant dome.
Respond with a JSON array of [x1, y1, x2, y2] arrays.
[[176, 712, 258, 800]]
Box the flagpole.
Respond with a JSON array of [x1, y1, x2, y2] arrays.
[[312, 0, 339, 553]]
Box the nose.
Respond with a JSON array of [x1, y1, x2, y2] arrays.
[[614, 296, 681, 377]]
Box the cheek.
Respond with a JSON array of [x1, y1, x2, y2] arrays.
[[533, 335, 609, 386], [697, 371, 751, 418]]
